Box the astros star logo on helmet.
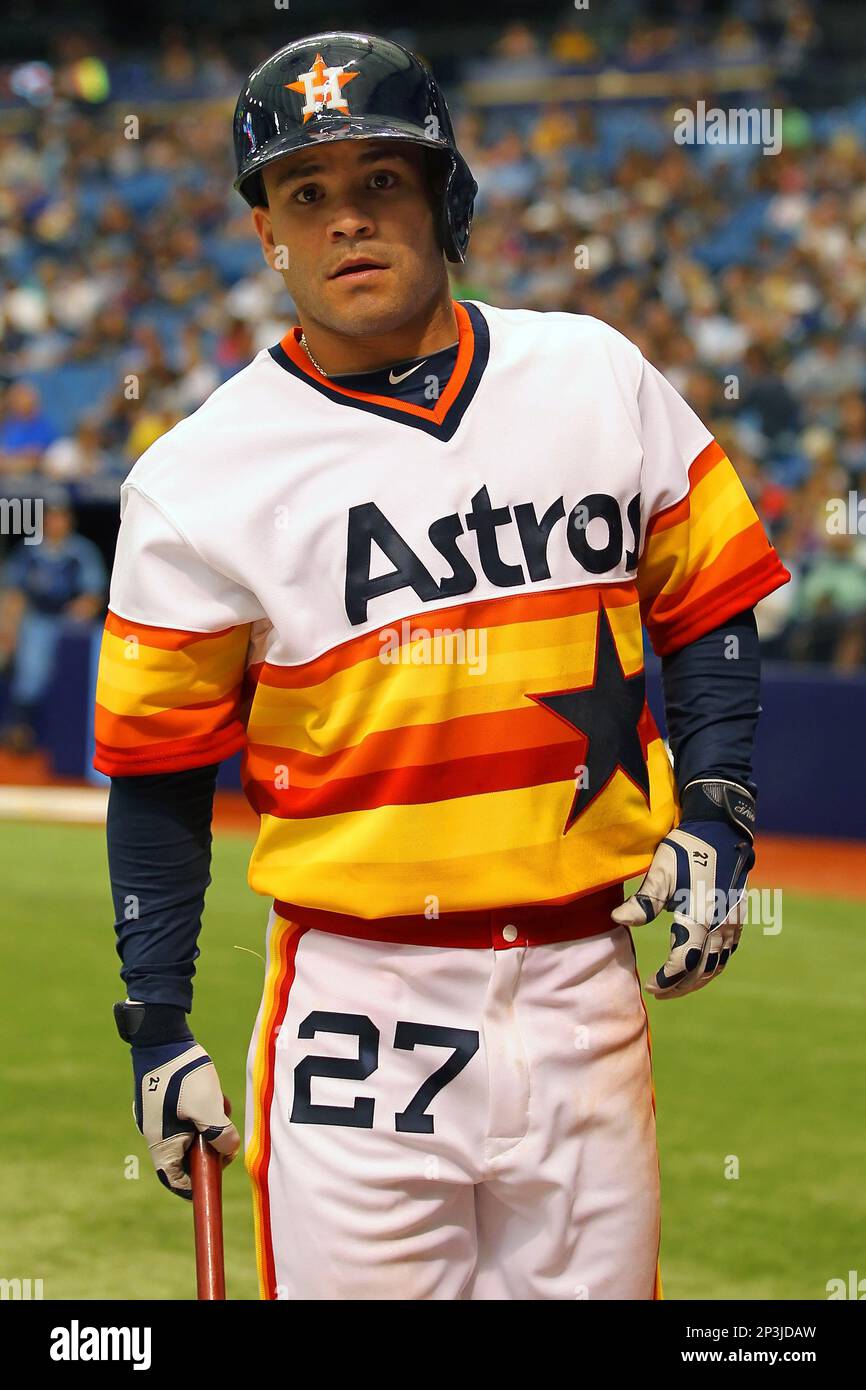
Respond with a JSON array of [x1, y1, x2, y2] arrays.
[[286, 52, 359, 123]]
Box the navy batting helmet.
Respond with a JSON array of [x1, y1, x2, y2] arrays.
[[232, 31, 478, 263]]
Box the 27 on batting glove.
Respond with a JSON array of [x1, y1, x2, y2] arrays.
[[114, 1002, 240, 1199], [611, 778, 756, 1000]]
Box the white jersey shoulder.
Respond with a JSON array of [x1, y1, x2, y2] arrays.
[[121, 347, 288, 503], [470, 299, 644, 374]]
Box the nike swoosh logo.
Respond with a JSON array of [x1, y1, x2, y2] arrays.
[[389, 361, 427, 385]]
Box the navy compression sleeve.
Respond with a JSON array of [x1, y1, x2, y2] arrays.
[[107, 763, 218, 1011], [660, 608, 760, 797]]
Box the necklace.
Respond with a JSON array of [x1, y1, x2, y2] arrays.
[[300, 332, 460, 380], [300, 333, 329, 378]]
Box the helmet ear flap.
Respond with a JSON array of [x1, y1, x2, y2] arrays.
[[422, 146, 475, 264], [440, 154, 476, 264], [421, 146, 450, 258]]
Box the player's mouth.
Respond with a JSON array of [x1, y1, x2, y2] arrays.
[[328, 257, 390, 283]]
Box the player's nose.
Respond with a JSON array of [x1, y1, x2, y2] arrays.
[[326, 206, 377, 242]]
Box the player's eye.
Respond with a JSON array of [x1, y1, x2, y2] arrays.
[[368, 169, 398, 190], [291, 183, 322, 205]]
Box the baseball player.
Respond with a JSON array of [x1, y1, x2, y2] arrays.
[[97, 32, 789, 1300]]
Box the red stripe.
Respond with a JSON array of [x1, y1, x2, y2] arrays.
[[244, 703, 659, 819], [92, 725, 247, 777], [273, 878, 638, 945]]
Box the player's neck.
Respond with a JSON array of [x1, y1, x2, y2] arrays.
[[297, 290, 459, 376]]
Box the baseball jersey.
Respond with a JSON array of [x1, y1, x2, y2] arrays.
[[93, 299, 789, 927]]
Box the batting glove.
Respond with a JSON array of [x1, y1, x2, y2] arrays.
[[114, 1002, 240, 1199], [611, 778, 756, 1000]]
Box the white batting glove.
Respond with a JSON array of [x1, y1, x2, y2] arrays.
[[133, 1042, 241, 1198], [612, 779, 756, 1000], [115, 1002, 240, 1198]]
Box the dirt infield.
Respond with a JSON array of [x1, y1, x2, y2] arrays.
[[751, 836, 866, 899]]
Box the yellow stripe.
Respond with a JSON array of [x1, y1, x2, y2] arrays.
[[606, 601, 645, 669], [245, 913, 299, 1300], [248, 741, 676, 916], [95, 626, 248, 716], [640, 457, 758, 598], [248, 602, 644, 753]]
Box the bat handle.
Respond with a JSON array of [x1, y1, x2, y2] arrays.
[[189, 1097, 230, 1301]]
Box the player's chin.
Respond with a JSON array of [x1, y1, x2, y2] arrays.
[[323, 275, 416, 331]]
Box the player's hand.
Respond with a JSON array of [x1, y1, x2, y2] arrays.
[[130, 1039, 241, 1198], [611, 779, 756, 1000]]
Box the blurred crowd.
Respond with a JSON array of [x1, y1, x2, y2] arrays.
[[2, 3, 866, 690]]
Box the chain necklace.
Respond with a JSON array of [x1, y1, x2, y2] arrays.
[[299, 333, 329, 378], [300, 331, 459, 380]]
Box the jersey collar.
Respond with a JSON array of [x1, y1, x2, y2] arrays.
[[268, 299, 490, 441]]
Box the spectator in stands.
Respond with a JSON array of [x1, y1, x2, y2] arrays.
[[215, 316, 255, 375], [836, 392, 866, 483], [785, 331, 864, 404], [124, 392, 177, 463], [172, 324, 220, 414], [43, 417, 109, 480], [0, 382, 57, 474], [474, 130, 539, 207], [739, 345, 802, 445], [785, 533, 866, 668], [0, 496, 106, 753]]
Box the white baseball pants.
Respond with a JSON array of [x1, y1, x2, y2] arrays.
[[245, 912, 661, 1300]]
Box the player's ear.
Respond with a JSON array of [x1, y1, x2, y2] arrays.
[[251, 204, 280, 273]]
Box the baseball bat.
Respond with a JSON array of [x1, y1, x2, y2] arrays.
[[189, 1097, 231, 1300]]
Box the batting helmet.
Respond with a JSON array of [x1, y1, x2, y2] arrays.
[[232, 31, 478, 263]]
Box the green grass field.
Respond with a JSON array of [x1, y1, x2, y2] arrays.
[[1, 820, 863, 1301]]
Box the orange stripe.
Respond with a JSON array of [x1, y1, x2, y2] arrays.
[[646, 520, 772, 622], [94, 688, 244, 748], [246, 703, 578, 788], [244, 704, 660, 820], [645, 549, 790, 655], [279, 299, 474, 423], [248, 921, 305, 1300], [644, 440, 725, 538], [257, 582, 638, 690], [104, 609, 241, 650]]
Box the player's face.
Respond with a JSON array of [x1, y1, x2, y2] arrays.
[[252, 140, 447, 338]]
